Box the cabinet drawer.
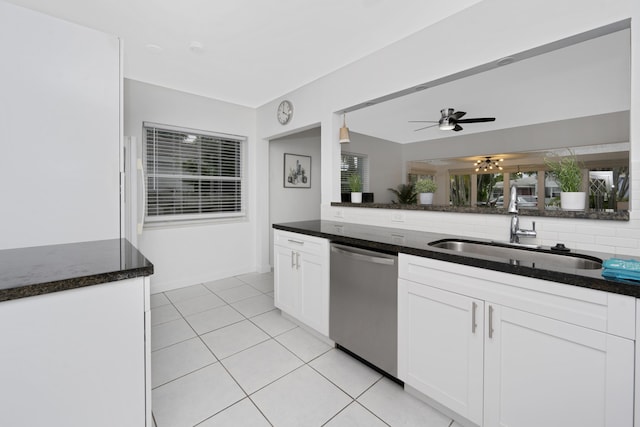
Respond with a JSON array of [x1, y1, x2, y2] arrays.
[[274, 230, 328, 256], [399, 254, 636, 339]]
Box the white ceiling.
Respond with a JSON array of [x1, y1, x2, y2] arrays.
[[5, 0, 483, 107], [347, 27, 631, 144]]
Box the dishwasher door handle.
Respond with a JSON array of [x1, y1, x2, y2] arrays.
[[331, 245, 396, 265]]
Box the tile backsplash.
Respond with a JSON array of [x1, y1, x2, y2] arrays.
[[321, 205, 639, 257]]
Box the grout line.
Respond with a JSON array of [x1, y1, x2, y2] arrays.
[[244, 308, 295, 339], [306, 355, 376, 401], [319, 399, 355, 426], [245, 363, 307, 396], [209, 328, 272, 362], [151, 360, 220, 391], [246, 395, 276, 426], [175, 295, 253, 411], [191, 396, 258, 427], [352, 400, 392, 426]]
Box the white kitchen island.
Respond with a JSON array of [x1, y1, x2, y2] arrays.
[[0, 239, 153, 427]]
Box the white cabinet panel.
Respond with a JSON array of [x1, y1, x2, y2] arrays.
[[299, 252, 329, 333], [398, 254, 635, 427], [399, 279, 484, 425], [399, 255, 635, 339], [484, 304, 634, 427], [0, 278, 148, 427], [273, 230, 329, 335], [274, 244, 300, 315]]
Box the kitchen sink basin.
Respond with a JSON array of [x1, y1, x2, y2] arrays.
[[428, 239, 603, 270]]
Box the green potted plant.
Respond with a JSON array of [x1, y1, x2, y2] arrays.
[[545, 150, 585, 211], [388, 183, 417, 205], [348, 174, 363, 203], [414, 178, 438, 205]]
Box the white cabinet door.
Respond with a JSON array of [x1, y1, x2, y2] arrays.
[[298, 252, 329, 336], [273, 231, 329, 336], [399, 279, 484, 425], [274, 244, 299, 316], [484, 304, 634, 427]]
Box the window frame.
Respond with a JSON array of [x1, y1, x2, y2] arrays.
[[142, 122, 247, 225], [340, 152, 370, 194]]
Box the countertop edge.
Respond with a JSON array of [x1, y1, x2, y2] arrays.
[[273, 222, 640, 298], [0, 239, 154, 303], [0, 265, 154, 303]]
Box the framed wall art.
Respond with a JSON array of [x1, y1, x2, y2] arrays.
[[284, 153, 311, 188]]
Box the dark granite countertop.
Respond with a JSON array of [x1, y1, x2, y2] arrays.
[[273, 220, 640, 298], [0, 239, 154, 302]]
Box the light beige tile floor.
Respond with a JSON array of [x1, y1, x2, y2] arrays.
[[150, 272, 455, 427]]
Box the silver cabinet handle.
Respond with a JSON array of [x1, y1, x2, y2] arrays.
[[288, 239, 304, 245], [291, 250, 295, 269], [488, 305, 494, 339], [296, 252, 300, 270], [471, 301, 478, 333]]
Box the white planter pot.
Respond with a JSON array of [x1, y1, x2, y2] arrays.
[[560, 192, 586, 211], [419, 193, 434, 205], [351, 192, 362, 203]]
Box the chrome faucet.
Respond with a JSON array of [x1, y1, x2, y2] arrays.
[[508, 185, 537, 244]]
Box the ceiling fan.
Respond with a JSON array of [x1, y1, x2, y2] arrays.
[[410, 108, 496, 132]]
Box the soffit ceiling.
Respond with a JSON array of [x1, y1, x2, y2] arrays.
[[5, 0, 483, 107], [346, 28, 631, 144]]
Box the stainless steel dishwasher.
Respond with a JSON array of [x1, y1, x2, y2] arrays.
[[329, 243, 398, 377]]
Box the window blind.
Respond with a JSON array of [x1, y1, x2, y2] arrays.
[[144, 123, 246, 222], [340, 152, 369, 193]]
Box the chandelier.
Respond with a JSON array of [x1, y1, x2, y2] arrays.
[[474, 156, 503, 172]]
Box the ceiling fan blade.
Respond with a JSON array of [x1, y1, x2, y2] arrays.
[[452, 111, 466, 120], [413, 124, 439, 132], [453, 124, 464, 132], [408, 120, 439, 123], [456, 117, 496, 123]]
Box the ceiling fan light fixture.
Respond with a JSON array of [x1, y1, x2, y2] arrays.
[[439, 108, 457, 130], [439, 117, 455, 131], [339, 113, 350, 144]]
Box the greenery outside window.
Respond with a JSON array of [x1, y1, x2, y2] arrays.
[[450, 174, 471, 206], [144, 122, 246, 223], [477, 173, 503, 207]]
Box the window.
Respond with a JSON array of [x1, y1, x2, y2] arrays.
[[450, 174, 471, 206], [340, 152, 369, 193], [476, 173, 503, 207], [144, 122, 246, 223]]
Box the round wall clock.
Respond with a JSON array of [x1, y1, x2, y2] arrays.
[[277, 100, 293, 125]]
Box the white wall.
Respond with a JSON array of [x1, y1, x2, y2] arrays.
[[124, 79, 257, 292], [344, 132, 403, 203], [269, 127, 321, 264], [0, 2, 121, 249], [256, 0, 639, 266]]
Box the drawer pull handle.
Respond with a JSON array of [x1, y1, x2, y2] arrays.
[[288, 239, 304, 245]]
